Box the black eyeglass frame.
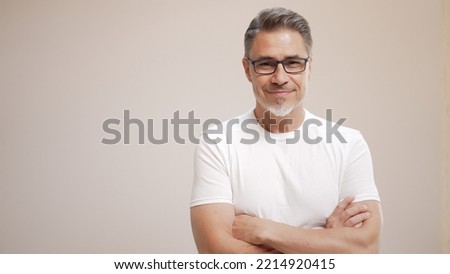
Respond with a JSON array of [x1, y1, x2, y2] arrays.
[[245, 56, 310, 75]]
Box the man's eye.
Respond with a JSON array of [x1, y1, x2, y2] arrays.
[[284, 61, 302, 68], [258, 61, 274, 67]]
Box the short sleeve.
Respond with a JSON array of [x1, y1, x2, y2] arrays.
[[339, 133, 380, 203], [190, 135, 233, 207]]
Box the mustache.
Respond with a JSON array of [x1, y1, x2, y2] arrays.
[[265, 84, 293, 92]]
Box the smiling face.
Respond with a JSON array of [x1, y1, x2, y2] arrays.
[[243, 29, 311, 118]]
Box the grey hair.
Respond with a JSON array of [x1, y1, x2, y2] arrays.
[[244, 7, 313, 57]]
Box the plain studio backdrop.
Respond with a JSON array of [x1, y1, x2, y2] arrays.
[[1, 0, 449, 253]]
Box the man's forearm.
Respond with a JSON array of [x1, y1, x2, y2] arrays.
[[197, 234, 277, 254], [261, 222, 379, 254]]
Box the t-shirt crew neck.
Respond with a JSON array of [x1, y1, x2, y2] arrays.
[[249, 108, 312, 141]]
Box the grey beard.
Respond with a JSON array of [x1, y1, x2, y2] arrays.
[[263, 98, 295, 117]]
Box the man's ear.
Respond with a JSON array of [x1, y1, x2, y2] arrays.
[[307, 58, 312, 81], [242, 58, 252, 82]]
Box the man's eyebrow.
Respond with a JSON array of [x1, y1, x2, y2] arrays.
[[284, 55, 302, 59], [254, 55, 303, 60], [253, 56, 276, 61]]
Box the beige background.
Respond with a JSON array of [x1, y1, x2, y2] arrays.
[[0, 0, 448, 253], [444, 0, 450, 253]]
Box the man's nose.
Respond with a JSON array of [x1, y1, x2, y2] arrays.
[[271, 63, 289, 85]]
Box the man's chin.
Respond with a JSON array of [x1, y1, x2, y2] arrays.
[[267, 106, 294, 117], [257, 97, 299, 117]]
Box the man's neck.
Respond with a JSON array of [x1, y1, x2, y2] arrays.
[[254, 104, 305, 133]]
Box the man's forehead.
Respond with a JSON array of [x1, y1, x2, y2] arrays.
[[250, 29, 308, 58]]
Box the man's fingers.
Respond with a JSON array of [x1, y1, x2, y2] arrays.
[[326, 199, 372, 229], [325, 197, 355, 228], [332, 196, 355, 217], [342, 203, 369, 220], [344, 212, 372, 227], [334, 197, 355, 217], [337, 196, 354, 211]]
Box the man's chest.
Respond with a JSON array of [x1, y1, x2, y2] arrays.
[[225, 144, 342, 228]]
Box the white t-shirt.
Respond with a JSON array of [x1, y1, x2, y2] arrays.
[[190, 109, 380, 228]]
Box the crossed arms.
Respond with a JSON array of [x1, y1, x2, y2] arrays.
[[191, 197, 382, 253]]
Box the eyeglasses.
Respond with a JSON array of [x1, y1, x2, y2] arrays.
[[245, 57, 309, 75]]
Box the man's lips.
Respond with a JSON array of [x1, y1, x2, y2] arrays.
[[265, 89, 293, 96]]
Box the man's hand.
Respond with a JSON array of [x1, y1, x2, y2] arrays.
[[325, 197, 371, 229], [232, 214, 271, 245]]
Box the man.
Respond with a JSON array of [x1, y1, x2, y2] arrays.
[[190, 7, 382, 253]]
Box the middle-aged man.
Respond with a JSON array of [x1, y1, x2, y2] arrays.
[[190, 7, 382, 253]]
